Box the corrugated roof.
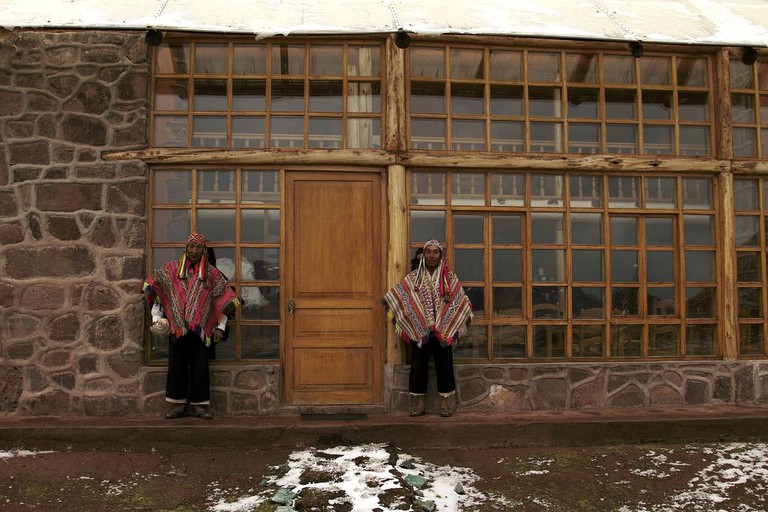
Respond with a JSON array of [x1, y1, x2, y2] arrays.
[[2, 0, 768, 47]]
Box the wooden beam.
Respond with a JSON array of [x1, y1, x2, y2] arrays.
[[386, 163, 408, 364], [384, 34, 406, 153], [719, 171, 738, 360], [101, 148, 395, 166], [714, 48, 733, 160]]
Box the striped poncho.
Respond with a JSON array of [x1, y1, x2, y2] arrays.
[[383, 264, 473, 347], [143, 257, 239, 346]]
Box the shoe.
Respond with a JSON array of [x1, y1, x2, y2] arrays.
[[164, 406, 187, 419], [440, 408, 452, 417], [194, 405, 213, 420], [409, 408, 425, 417]]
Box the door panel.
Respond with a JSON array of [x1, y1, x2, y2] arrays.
[[285, 171, 383, 405]]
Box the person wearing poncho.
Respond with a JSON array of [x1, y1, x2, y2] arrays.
[[143, 233, 240, 419], [383, 239, 473, 417]]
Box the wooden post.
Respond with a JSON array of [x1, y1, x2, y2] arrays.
[[719, 171, 738, 360], [386, 163, 408, 364], [384, 34, 406, 153], [714, 48, 733, 161]]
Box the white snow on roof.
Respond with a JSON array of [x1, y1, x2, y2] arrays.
[[2, 0, 767, 47]]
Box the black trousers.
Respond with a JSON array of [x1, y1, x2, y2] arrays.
[[166, 332, 210, 405], [409, 335, 456, 395]]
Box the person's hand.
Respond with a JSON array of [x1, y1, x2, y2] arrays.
[[213, 328, 224, 344]]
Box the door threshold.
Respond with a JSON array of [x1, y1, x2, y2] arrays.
[[297, 405, 385, 421]]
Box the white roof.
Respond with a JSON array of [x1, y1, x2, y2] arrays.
[[2, 0, 768, 47]]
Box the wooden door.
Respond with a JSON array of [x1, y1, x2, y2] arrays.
[[284, 171, 383, 405]]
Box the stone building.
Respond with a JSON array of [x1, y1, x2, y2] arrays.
[[1, 1, 768, 417]]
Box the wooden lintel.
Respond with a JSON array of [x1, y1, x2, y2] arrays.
[[101, 148, 396, 166], [731, 161, 768, 174]]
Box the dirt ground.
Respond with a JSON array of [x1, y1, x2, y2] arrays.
[[1, 440, 767, 511]]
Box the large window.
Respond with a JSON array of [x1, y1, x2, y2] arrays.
[[730, 57, 768, 158], [149, 167, 282, 362], [410, 171, 718, 360], [408, 46, 713, 156], [152, 42, 383, 149]]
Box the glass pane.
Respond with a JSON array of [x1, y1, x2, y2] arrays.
[[643, 91, 672, 120], [347, 118, 381, 149], [198, 209, 235, 242], [491, 173, 524, 206], [348, 46, 380, 76], [677, 57, 707, 87], [730, 59, 754, 89], [761, 95, 768, 123], [272, 79, 305, 111], [451, 120, 486, 151], [643, 125, 674, 155], [531, 213, 564, 244], [685, 251, 716, 282], [678, 92, 709, 121], [686, 325, 715, 356], [454, 249, 483, 281], [686, 287, 714, 318], [647, 252, 674, 282], [568, 123, 600, 154], [604, 55, 635, 84], [684, 215, 714, 245], [450, 48, 484, 79], [568, 88, 599, 118], [154, 116, 187, 147], [241, 287, 279, 320], [530, 122, 563, 152], [605, 90, 636, 118], [533, 325, 566, 357], [493, 325, 526, 358], [571, 213, 603, 245], [270, 116, 304, 148], [646, 217, 674, 246], [242, 170, 279, 204], [234, 44, 266, 75], [492, 214, 522, 244], [648, 287, 675, 315], [611, 250, 638, 282], [309, 45, 342, 76], [606, 124, 638, 154], [410, 173, 445, 205], [464, 287, 485, 317], [683, 178, 713, 209], [648, 324, 680, 356], [645, 177, 676, 209], [611, 324, 642, 357], [532, 287, 565, 318], [153, 209, 190, 243], [679, 126, 710, 156], [233, 79, 266, 110], [451, 83, 484, 115], [733, 93, 756, 123], [152, 247, 182, 269], [309, 118, 342, 149], [572, 287, 604, 318], [271, 45, 304, 75], [532, 250, 564, 282], [739, 323, 764, 355], [572, 324, 604, 357], [309, 80, 343, 112], [155, 79, 188, 110], [493, 249, 522, 282], [493, 287, 523, 316], [194, 44, 227, 74], [454, 214, 484, 243], [155, 43, 189, 74], [192, 116, 226, 147], [241, 209, 280, 243], [451, 174, 485, 206], [453, 323, 487, 358], [736, 215, 760, 246], [410, 47, 445, 78], [410, 210, 445, 243], [347, 82, 381, 112], [734, 180, 759, 211], [490, 121, 524, 152], [610, 216, 638, 245], [572, 250, 603, 282], [760, 60, 768, 90], [490, 85, 523, 115], [641, 57, 672, 85], [242, 324, 280, 359], [733, 127, 758, 157], [411, 82, 447, 111], [530, 174, 564, 207], [198, 169, 235, 204], [570, 175, 602, 207], [233, 116, 265, 148], [193, 79, 227, 110], [612, 287, 639, 315], [154, 170, 192, 204], [529, 87, 561, 117], [528, 52, 561, 82], [567, 54, 597, 83], [738, 287, 762, 318], [411, 118, 446, 150], [737, 251, 761, 282], [241, 247, 280, 280], [490, 50, 523, 81]]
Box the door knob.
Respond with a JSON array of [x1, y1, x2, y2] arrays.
[[288, 300, 296, 314]]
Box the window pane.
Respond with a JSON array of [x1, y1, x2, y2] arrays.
[[464, 287, 485, 317], [733, 127, 758, 157], [530, 174, 564, 207], [348, 46, 380, 76], [611, 250, 638, 282], [612, 287, 639, 315], [738, 288, 762, 318], [641, 57, 672, 85], [533, 325, 565, 357], [154, 116, 187, 147], [648, 286, 675, 314], [733, 93, 756, 123], [532, 286, 565, 318], [571, 213, 603, 245], [347, 82, 381, 112], [567, 53, 598, 83], [530, 122, 563, 152], [568, 123, 600, 154], [242, 247, 280, 280], [528, 52, 561, 82], [645, 177, 676, 209], [347, 118, 381, 149], [605, 90, 636, 118], [736, 252, 761, 282], [611, 324, 642, 357], [411, 82, 446, 114], [241, 209, 280, 243], [679, 126, 710, 156], [686, 287, 714, 318], [531, 213, 564, 244], [572, 324, 604, 357], [451, 83, 485, 115], [736, 215, 760, 246], [270, 116, 303, 148], [606, 124, 638, 154], [453, 324, 487, 358], [193, 79, 227, 110], [451, 173, 485, 205], [192, 116, 226, 147], [155, 79, 188, 110], [678, 92, 709, 121], [410, 210, 445, 243], [647, 252, 674, 282], [493, 287, 523, 316], [411, 118, 446, 150], [309, 80, 343, 112], [156, 43, 189, 74], [490, 85, 523, 116], [242, 325, 280, 359], [493, 249, 522, 282], [242, 170, 279, 204], [194, 44, 227, 74], [642, 91, 672, 120], [410, 47, 445, 78], [233, 116, 265, 148], [233, 79, 266, 111], [490, 121, 524, 152], [199, 169, 235, 203], [643, 125, 674, 155], [451, 120, 486, 151], [648, 324, 679, 356], [454, 214, 484, 243], [410, 173, 445, 205], [684, 215, 714, 245], [610, 216, 638, 245], [308, 118, 342, 149], [604, 55, 635, 84], [683, 178, 713, 209], [491, 173, 525, 206], [492, 214, 522, 244], [529, 87, 561, 117], [490, 50, 522, 81], [572, 250, 603, 282], [739, 323, 764, 355], [734, 180, 759, 211], [234, 44, 266, 75], [646, 217, 674, 246], [450, 48, 484, 79], [153, 209, 190, 243], [241, 287, 279, 320], [271, 45, 305, 75], [152, 247, 182, 269], [199, 209, 235, 242], [677, 57, 707, 87], [154, 170, 192, 204], [572, 287, 604, 318], [687, 325, 715, 356], [570, 175, 602, 207], [309, 45, 342, 76], [493, 325, 526, 358], [568, 88, 599, 118], [532, 250, 564, 282], [272, 79, 305, 111], [454, 249, 484, 281]]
